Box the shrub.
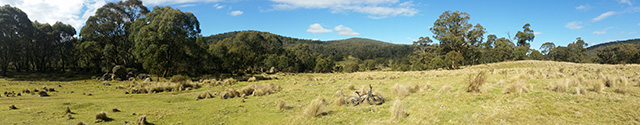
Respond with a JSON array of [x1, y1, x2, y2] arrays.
[[391, 100, 407, 120], [170, 75, 190, 83], [304, 98, 327, 117], [467, 71, 487, 93]]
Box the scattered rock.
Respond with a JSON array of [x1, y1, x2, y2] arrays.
[[38, 91, 49, 97], [112, 108, 120, 112], [9, 105, 17, 110], [137, 115, 148, 125], [95, 111, 109, 123], [64, 113, 74, 119], [77, 122, 87, 125], [65, 107, 71, 114]]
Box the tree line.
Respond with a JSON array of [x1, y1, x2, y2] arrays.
[[1, 1, 639, 79]]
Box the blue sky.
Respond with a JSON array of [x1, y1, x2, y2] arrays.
[[2, 0, 639, 49]]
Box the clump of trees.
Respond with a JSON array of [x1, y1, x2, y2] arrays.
[[1, 1, 638, 78]]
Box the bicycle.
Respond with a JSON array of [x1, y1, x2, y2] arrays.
[[345, 84, 384, 106]]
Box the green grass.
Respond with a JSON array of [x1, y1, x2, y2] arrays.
[[2, 60, 640, 124]]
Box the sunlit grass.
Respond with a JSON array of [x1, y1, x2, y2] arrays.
[[1, 60, 640, 124]]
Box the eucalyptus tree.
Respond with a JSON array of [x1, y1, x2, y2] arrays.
[[0, 5, 33, 75], [130, 6, 201, 77], [79, 0, 148, 71]]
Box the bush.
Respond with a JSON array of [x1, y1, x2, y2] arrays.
[[170, 75, 190, 83], [391, 100, 407, 120], [304, 97, 327, 117], [467, 71, 487, 93]]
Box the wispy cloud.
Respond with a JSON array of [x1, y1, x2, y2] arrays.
[[230, 10, 243, 16], [592, 27, 614, 35], [534, 32, 542, 35], [178, 4, 196, 7], [565, 21, 584, 30], [213, 4, 225, 9], [142, 0, 223, 5], [592, 11, 616, 22], [334, 25, 360, 36], [406, 37, 418, 41], [576, 4, 591, 11], [619, 0, 633, 6], [270, 0, 418, 19], [306, 23, 332, 34]]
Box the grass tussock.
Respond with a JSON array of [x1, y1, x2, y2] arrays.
[[438, 85, 453, 93], [592, 79, 605, 94], [220, 89, 240, 99], [128, 81, 202, 94], [333, 90, 345, 106], [277, 100, 292, 110], [304, 97, 327, 117], [391, 83, 413, 98], [196, 91, 214, 100], [467, 71, 487, 93], [391, 99, 408, 121], [551, 79, 570, 93], [504, 80, 530, 96]]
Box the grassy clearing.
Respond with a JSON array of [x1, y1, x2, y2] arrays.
[[1, 60, 640, 124]]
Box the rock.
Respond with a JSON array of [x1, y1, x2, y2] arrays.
[[111, 65, 127, 81], [38, 91, 49, 97], [137, 115, 148, 125], [9, 105, 17, 109]]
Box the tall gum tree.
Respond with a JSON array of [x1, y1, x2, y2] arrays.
[[130, 6, 201, 77]]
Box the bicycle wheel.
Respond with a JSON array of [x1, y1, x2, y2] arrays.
[[367, 95, 384, 105], [345, 96, 361, 106]]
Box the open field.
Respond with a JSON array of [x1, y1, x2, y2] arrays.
[[2, 60, 640, 124]]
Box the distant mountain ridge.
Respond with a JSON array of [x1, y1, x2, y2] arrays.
[[199, 30, 413, 61], [587, 38, 640, 51]]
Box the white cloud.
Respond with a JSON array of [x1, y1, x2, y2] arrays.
[[565, 21, 584, 30], [406, 37, 418, 41], [230, 10, 243, 16], [592, 27, 614, 35], [142, 0, 222, 5], [619, 0, 632, 6], [270, 0, 417, 19], [334, 25, 360, 36], [592, 11, 616, 22], [534, 32, 542, 35], [638, 22, 640, 26], [213, 4, 224, 9], [178, 4, 196, 7], [306, 23, 332, 34], [0, 0, 107, 31], [576, 4, 591, 11]]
